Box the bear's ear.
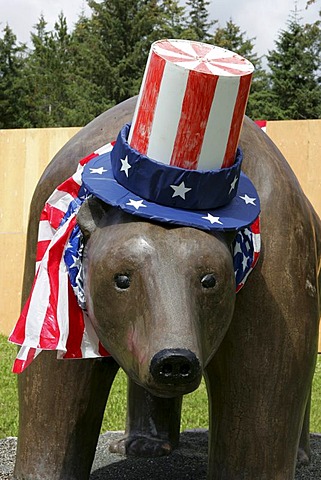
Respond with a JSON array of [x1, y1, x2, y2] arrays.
[[77, 197, 110, 240]]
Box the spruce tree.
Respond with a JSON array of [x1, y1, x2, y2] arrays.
[[184, 0, 216, 41], [66, 13, 114, 125], [23, 14, 70, 127], [209, 18, 270, 120], [266, 12, 321, 119], [210, 19, 259, 66], [161, 0, 187, 38], [0, 25, 29, 128], [86, 0, 188, 104], [87, 0, 155, 103], [22, 12, 107, 127]]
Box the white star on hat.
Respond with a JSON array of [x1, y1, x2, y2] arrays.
[[126, 199, 147, 210], [120, 156, 131, 177], [170, 181, 192, 199], [229, 176, 238, 195], [239, 194, 256, 205], [89, 166, 107, 175], [202, 214, 223, 225]]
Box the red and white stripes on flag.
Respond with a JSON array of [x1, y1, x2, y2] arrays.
[[255, 120, 267, 133], [9, 144, 113, 374], [129, 39, 254, 170]]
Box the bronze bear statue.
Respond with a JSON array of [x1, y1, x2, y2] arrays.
[[14, 97, 321, 479]]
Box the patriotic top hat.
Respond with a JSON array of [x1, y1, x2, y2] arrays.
[[82, 39, 260, 231]]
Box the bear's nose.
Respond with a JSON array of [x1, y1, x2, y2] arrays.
[[150, 349, 201, 385]]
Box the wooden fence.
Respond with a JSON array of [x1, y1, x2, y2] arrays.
[[0, 127, 79, 337], [1, 121, 321, 351]]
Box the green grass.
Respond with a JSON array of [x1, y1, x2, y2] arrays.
[[0, 335, 19, 438], [1, 334, 321, 438], [311, 356, 321, 431]]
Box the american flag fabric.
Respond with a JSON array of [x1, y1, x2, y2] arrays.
[[234, 217, 261, 293], [9, 140, 260, 374], [255, 120, 267, 132], [129, 39, 254, 170], [9, 143, 113, 374]]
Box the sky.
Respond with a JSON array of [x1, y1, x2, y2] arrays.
[[0, 0, 320, 60]]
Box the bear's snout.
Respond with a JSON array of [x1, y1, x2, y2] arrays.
[[150, 348, 201, 387]]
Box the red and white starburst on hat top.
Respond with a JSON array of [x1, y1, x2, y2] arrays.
[[129, 39, 254, 170], [153, 39, 253, 76]]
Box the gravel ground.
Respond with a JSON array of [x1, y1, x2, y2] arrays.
[[1, 431, 321, 479]]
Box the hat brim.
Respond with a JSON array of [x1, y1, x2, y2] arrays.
[[82, 151, 260, 232]]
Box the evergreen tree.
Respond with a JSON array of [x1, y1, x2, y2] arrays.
[[209, 18, 269, 120], [161, 0, 187, 38], [0, 1, 189, 128], [184, 0, 216, 42], [210, 18, 259, 66], [23, 14, 69, 127], [0, 25, 29, 128], [23, 12, 107, 127], [48, 13, 73, 123], [86, 0, 188, 104], [66, 12, 113, 125], [245, 70, 274, 120], [87, 0, 154, 103], [266, 12, 321, 119]]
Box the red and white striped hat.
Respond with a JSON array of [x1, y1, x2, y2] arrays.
[[129, 39, 254, 170]]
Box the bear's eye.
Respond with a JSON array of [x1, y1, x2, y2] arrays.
[[201, 273, 216, 289], [114, 274, 131, 289]]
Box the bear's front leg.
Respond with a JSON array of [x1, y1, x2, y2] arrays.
[[204, 263, 319, 480], [14, 352, 119, 480], [109, 377, 183, 457]]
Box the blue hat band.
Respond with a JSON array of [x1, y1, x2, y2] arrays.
[[110, 124, 243, 211]]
